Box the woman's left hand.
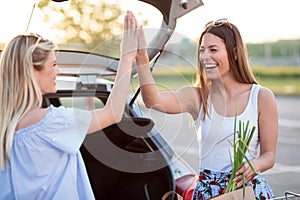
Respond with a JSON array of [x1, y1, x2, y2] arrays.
[[233, 160, 258, 187]]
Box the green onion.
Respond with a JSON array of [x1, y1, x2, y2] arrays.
[[225, 115, 256, 197]]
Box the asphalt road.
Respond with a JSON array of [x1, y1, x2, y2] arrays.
[[141, 95, 300, 198]]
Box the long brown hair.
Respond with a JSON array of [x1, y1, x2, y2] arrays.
[[196, 20, 257, 120]]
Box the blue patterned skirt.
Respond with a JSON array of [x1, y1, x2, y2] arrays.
[[192, 168, 274, 200]]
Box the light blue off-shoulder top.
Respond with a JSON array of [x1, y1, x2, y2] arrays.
[[0, 105, 94, 200]]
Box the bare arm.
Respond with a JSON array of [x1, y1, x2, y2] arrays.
[[255, 87, 278, 172], [235, 87, 278, 186], [135, 26, 200, 118], [87, 11, 137, 134]]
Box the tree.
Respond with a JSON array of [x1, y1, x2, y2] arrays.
[[37, 0, 123, 56]]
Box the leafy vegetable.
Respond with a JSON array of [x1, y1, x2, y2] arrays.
[[225, 116, 256, 198]]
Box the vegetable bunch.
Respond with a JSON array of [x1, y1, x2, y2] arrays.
[[225, 117, 256, 197]]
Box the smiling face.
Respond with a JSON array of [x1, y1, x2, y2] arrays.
[[199, 32, 231, 80], [34, 51, 60, 94]]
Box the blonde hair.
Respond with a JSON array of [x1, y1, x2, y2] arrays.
[[0, 34, 56, 170]]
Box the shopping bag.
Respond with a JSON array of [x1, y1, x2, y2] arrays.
[[162, 191, 183, 200], [162, 174, 198, 200], [210, 185, 255, 200]]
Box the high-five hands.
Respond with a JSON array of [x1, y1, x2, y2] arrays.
[[121, 11, 139, 60], [127, 12, 148, 66]]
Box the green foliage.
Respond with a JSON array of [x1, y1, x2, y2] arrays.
[[132, 66, 300, 95], [247, 39, 300, 57], [256, 76, 300, 96], [37, 0, 124, 56], [253, 65, 300, 78], [247, 43, 265, 57]]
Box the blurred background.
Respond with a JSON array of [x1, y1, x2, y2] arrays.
[[1, 0, 299, 197]]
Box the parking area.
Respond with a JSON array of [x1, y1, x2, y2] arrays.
[[142, 95, 300, 197]]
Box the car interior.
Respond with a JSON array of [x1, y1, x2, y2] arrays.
[[43, 92, 176, 200]]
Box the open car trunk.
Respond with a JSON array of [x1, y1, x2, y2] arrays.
[[43, 94, 176, 200], [81, 118, 175, 200], [37, 0, 205, 198]]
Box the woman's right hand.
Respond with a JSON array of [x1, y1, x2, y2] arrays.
[[136, 24, 148, 62], [88, 11, 138, 134], [121, 11, 138, 60]]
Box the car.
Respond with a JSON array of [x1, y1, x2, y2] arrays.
[[1, 0, 203, 199]]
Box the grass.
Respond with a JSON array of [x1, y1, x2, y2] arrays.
[[131, 65, 300, 96], [253, 66, 300, 95], [256, 77, 300, 96]]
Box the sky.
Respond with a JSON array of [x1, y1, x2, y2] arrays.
[[1, 0, 300, 44], [176, 0, 300, 43]]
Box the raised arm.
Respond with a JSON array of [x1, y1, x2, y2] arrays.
[[87, 11, 138, 134], [135, 25, 200, 118]]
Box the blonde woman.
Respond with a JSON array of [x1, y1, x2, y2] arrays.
[[0, 11, 138, 199]]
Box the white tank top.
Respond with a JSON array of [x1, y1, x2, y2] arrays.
[[195, 84, 261, 172]]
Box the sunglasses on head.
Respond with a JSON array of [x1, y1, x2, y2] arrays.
[[30, 33, 43, 53], [205, 18, 232, 29]]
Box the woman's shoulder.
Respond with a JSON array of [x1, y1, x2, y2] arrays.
[[257, 85, 276, 101], [16, 106, 71, 132], [16, 107, 50, 131], [257, 85, 277, 112]]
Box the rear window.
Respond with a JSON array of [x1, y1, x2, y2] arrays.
[[59, 97, 105, 110]]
